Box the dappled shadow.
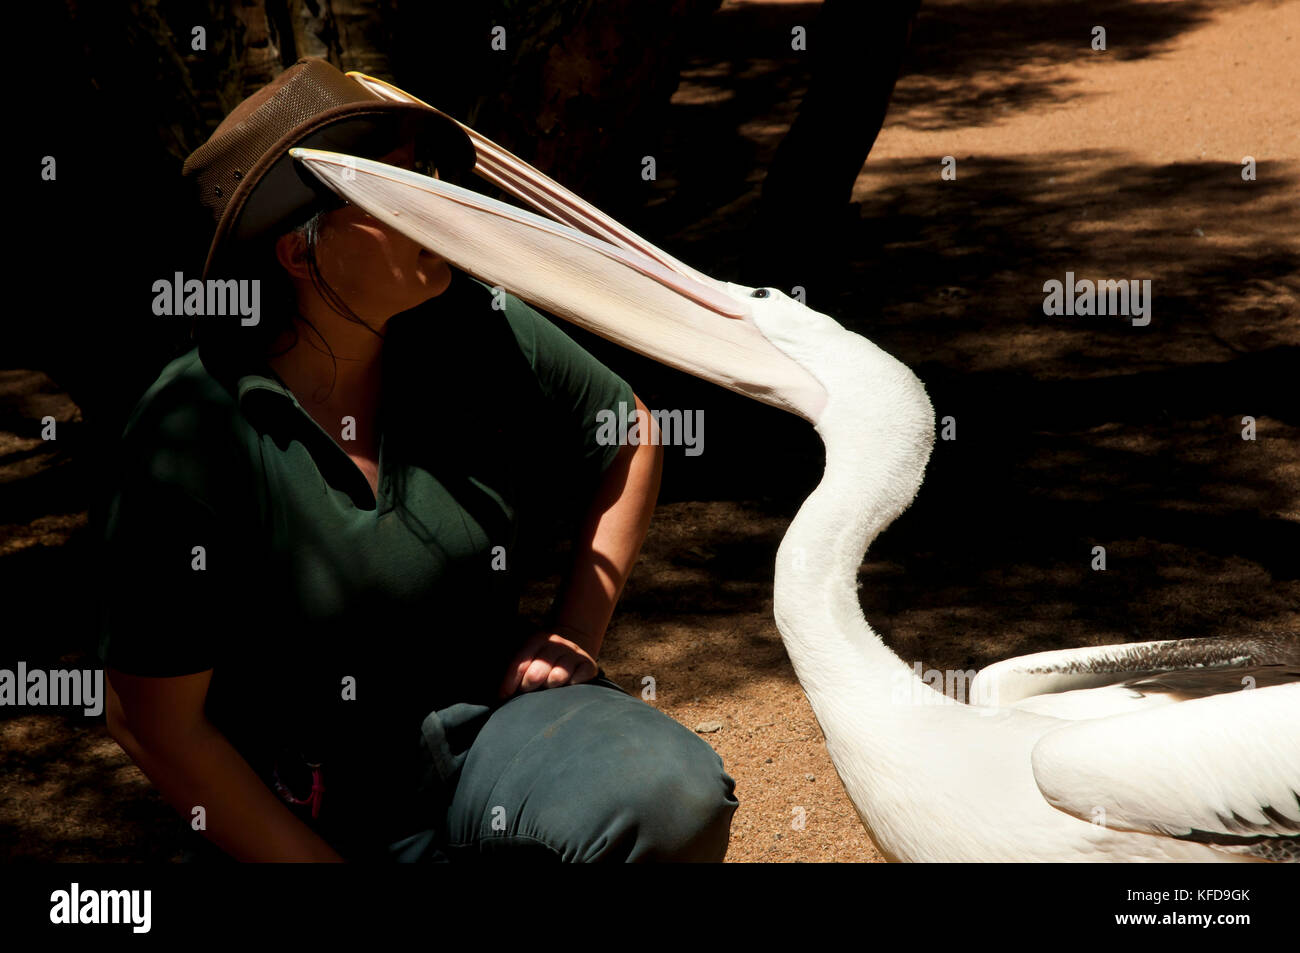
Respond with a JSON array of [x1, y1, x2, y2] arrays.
[[0, 370, 186, 861], [635, 0, 1253, 251], [586, 150, 1300, 681], [1, 717, 185, 863], [578, 13, 1300, 687], [0, 372, 98, 678], [889, 0, 1232, 130], [576, 147, 1299, 503]]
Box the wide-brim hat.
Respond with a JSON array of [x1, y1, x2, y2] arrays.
[[183, 57, 475, 279]]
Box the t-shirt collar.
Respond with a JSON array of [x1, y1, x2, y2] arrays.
[[197, 340, 300, 411]]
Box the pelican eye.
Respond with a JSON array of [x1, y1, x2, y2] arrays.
[[751, 288, 770, 298]]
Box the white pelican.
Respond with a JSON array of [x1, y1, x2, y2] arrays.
[[289, 73, 1300, 862]]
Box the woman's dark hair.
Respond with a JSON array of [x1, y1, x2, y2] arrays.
[[195, 205, 384, 401]]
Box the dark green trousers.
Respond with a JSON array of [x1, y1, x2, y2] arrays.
[[387, 673, 738, 862]]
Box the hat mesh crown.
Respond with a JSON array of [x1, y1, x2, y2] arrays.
[[184, 60, 382, 222]]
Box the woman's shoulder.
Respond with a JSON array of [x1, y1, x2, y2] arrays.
[[120, 348, 241, 443], [112, 346, 255, 500]]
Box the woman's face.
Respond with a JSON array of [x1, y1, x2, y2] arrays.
[[294, 141, 452, 325]]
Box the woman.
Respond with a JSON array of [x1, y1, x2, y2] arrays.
[[100, 57, 738, 862]]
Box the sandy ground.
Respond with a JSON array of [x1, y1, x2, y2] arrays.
[[3, 0, 1298, 862]]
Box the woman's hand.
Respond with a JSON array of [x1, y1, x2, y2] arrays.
[[499, 628, 599, 699], [498, 393, 662, 703], [497, 393, 662, 702]]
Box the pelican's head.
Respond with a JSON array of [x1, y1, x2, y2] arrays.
[[290, 140, 934, 517], [289, 69, 939, 450], [289, 145, 843, 417], [288, 86, 928, 445]]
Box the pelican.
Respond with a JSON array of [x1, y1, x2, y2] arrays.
[[289, 72, 1300, 862]]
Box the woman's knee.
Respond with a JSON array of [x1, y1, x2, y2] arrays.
[[494, 722, 738, 862], [627, 761, 737, 861], [588, 728, 738, 862], [448, 684, 739, 861]]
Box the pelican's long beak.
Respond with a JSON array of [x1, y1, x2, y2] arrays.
[[287, 74, 827, 422], [346, 71, 727, 293]]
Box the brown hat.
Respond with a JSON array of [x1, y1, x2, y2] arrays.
[[183, 57, 475, 278]]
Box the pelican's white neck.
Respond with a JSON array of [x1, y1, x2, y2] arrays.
[[741, 316, 954, 826], [760, 321, 936, 697], [754, 323, 944, 856]]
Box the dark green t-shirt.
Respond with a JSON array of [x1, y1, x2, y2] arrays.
[[97, 272, 633, 851]]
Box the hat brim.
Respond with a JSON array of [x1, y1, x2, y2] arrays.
[[203, 100, 474, 279]]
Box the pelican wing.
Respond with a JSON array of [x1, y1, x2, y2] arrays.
[[971, 633, 1298, 709], [1030, 682, 1300, 860]]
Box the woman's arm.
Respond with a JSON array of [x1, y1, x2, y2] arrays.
[[106, 669, 345, 862], [499, 392, 664, 697]]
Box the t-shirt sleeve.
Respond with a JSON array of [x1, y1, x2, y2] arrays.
[[99, 482, 239, 676], [499, 290, 636, 489], [98, 372, 254, 677]]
